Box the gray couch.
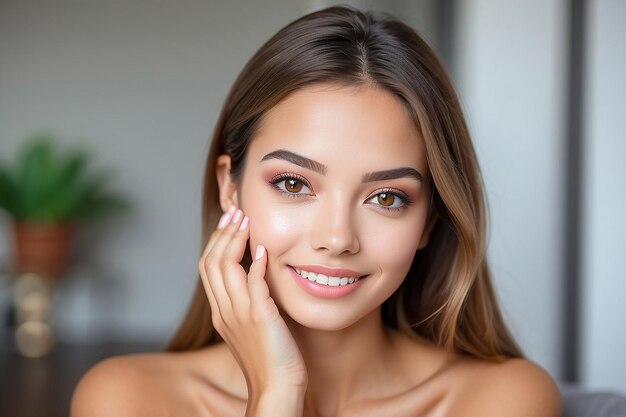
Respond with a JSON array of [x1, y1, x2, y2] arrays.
[[562, 384, 626, 416]]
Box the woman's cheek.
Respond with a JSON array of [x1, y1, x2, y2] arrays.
[[381, 237, 420, 280], [365, 217, 423, 278], [247, 204, 304, 257], [266, 205, 302, 236]]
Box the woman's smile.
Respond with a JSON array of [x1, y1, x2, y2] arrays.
[[288, 265, 369, 299]]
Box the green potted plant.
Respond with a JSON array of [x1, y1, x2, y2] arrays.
[[0, 132, 131, 279]]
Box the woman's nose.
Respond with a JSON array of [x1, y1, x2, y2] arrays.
[[310, 193, 360, 256]]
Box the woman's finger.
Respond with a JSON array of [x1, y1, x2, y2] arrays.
[[247, 245, 276, 320], [201, 208, 241, 317], [221, 214, 252, 313], [201, 206, 237, 260], [204, 209, 249, 318], [202, 271, 224, 331], [197, 207, 236, 303]]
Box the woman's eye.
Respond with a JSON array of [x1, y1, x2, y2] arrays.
[[270, 175, 312, 197], [283, 178, 307, 193], [366, 191, 411, 212]]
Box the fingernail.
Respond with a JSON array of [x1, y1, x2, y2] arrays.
[[217, 212, 230, 229], [255, 245, 265, 260], [232, 209, 242, 223], [218, 209, 236, 228], [238, 215, 249, 230]]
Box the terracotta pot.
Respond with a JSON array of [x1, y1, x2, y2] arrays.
[[12, 221, 76, 279]]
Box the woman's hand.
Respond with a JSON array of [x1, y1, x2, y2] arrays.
[[198, 206, 308, 404]]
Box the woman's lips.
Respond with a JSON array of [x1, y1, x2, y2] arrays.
[[288, 266, 368, 299]]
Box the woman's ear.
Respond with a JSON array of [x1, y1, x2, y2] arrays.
[[216, 154, 239, 211]]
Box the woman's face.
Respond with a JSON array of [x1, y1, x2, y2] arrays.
[[232, 84, 433, 331]]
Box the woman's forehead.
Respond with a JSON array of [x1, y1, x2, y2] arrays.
[[250, 84, 427, 173]]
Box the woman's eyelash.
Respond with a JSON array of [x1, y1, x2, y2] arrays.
[[268, 172, 414, 212], [373, 189, 414, 212], [269, 172, 312, 198]]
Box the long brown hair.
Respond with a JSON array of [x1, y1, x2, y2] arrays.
[[166, 5, 523, 360]]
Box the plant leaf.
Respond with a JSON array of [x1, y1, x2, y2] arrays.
[[0, 162, 18, 216], [15, 138, 56, 219], [45, 151, 88, 200], [5, 131, 131, 223], [39, 151, 89, 219]]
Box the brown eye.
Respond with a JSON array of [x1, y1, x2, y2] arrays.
[[270, 174, 312, 197], [377, 193, 395, 207], [285, 179, 303, 193], [366, 189, 412, 212]]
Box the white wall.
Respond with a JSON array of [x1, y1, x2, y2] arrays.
[[455, 0, 566, 378], [580, 0, 626, 393]]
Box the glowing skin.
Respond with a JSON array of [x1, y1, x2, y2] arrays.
[[223, 84, 433, 332]]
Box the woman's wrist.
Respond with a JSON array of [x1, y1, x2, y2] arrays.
[[245, 385, 306, 417]]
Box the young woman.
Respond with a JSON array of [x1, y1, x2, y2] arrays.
[[72, 6, 562, 417]]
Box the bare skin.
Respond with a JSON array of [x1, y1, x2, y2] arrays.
[[71, 84, 562, 417], [71, 338, 561, 417]]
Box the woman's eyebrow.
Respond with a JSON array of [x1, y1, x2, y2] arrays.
[[363, 167, 423, 183], [261, 149, 327, 175], [260, 149, 423, 183]]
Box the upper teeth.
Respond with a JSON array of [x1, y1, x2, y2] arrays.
[[294, 268, 360, 286]]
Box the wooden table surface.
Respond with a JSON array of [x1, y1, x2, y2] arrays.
[[0, 338, 163, 417]]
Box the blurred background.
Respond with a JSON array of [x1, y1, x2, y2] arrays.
[[0, 0, 624, 414]]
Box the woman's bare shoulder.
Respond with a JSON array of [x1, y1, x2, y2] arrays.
[[70, 343, 246, 417], [70, 351, 165, 416], [445, 357, 563, 417]]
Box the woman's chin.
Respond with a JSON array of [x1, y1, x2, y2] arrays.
[[276, 302, 367, 332]]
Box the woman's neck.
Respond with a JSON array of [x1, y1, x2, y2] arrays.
[[284, 307, 401, 416]]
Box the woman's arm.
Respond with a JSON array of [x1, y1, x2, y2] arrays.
[[245, 386, 306, 417]]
